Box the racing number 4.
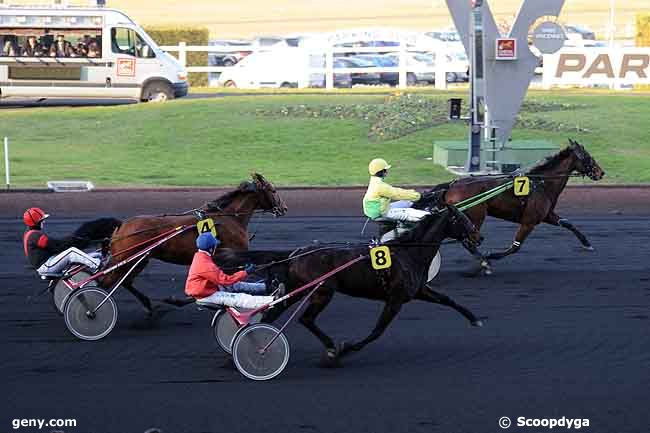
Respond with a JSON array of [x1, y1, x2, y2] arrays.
[[514, 176, 530, 197], [370, 246, 392, 270], [196, 218, 218, 238]]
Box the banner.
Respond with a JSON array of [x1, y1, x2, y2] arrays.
[[543, 48, 650, 86]]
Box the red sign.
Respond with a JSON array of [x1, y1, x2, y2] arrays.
[[117, 58, 136, 77], [496, 38, 517, 60]]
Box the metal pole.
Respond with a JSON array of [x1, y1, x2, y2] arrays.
[[468, 0, 484, 173], [3, 137, 9, 189]]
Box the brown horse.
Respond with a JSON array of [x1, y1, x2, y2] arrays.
[[102, 173, 287, 314], [215, 204, 483, 365], [417, 139, 605, 273]]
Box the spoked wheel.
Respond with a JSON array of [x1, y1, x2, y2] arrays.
[[212, 309, 260, 354], [52, 271, 92, 315], [64, 287, 117, 341], [427, 250, 442, 282], [232, 323, 290, 381]]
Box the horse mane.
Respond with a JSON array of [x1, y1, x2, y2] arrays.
[[527, 146, 574, 174], [203, 182, 251, 211]]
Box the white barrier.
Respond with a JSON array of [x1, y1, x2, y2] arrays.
[[160, 43, 457, 90]]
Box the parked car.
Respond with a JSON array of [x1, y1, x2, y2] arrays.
[[425, 30, 461, 43], [565, 25, 596, 41], [216, 49, 305, 88], [309, 58, 353, 88], [334, 56, 382, 86], [208, 40, 253, 67], [350, 54, 399, 86]]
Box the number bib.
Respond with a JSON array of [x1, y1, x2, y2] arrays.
[[196, 218, 218, 237], [514, 176, 530, 196], [370, 246, 392, 270]]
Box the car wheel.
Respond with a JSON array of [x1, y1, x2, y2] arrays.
[[224, 80, 237, 88], [141, 81, 174, 102], [223, 59, 236, 67], [446, 72, 457, 83]]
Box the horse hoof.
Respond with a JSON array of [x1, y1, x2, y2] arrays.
[[472, 320, 484, 327], [582, 245, 595, 252]]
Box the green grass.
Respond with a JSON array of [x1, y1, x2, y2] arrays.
[[1, 91, 648, 187]]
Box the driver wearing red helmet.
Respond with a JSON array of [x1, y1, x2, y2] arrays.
[[23, 207, 101, 276]]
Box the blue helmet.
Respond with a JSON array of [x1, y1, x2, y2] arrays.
[[196, 232, 220, 251]]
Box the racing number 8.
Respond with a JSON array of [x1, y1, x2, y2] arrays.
[[370, 246, 392, 270], [514, 176, 530, 197]]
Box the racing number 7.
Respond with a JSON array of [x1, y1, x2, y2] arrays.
[[514, 176, 530, 197]]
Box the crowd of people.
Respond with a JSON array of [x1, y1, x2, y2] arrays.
[[1, 32, 101, 58]]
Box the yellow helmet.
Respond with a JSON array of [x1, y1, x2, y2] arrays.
[[368, 158, 391, 175]]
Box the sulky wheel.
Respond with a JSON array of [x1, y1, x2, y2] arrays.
[[52, 271, 92, 315], [212, 309, 260, 354], [64, 287, 117, 341], [232, 323, 290, 381], [427, 250, 442, 282]]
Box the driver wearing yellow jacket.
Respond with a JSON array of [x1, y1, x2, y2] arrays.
[[363, 158, 429, 222]]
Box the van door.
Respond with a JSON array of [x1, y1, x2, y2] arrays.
[[107, 26, 161, 99]]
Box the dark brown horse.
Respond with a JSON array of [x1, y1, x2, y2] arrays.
[[215, 204, 482, 365], [418, 139, 605, 273], [102, 173, 287, 314]]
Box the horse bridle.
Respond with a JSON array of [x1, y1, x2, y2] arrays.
[[572, 146, 599, 180]]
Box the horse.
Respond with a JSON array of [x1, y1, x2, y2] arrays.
[[416, 139, 605, 274], [101, 173, 287, 314], [214, 203, 482, 365]]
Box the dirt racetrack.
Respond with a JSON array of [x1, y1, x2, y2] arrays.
[[1, 187, 649, 433]]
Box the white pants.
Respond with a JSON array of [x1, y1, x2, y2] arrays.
[[37, 247, 101, 276], [383, 200, 429, 223], [197, 291, 274, 310], [197, 281, 273, 309]]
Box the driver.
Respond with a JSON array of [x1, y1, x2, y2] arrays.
[[185, 233, 277, 309], [23, 207, 101, 276], [363, 158, 429, 222]]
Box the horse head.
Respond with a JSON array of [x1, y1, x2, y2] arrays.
[[250, 173, 288, 217], [568, 139, 605, 181]]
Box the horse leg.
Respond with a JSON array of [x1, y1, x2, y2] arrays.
[[295, 287, 341, 366], [124, 281, 154, 316], [416, 286, 483, 327], [338, 298, 403, 359], [544, 211, 594, 251], [463, 205, 492, 274], [485, 223, 535, 261]]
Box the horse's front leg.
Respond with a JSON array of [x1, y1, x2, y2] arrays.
[[485, 223, 535, 261], [337, 298, 403, 359], [544, 211, 594, 251], [416, 286, 483, 327], [461, 239, 492, 275]]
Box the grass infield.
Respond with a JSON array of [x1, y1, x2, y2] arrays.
[[1, 91, 647, 187]]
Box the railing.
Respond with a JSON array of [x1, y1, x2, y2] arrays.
[[160, 42, 460, 90]]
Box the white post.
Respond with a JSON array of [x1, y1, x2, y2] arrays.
[[3, 137, 9, 189], [398, 39, 407, 89], [178, 41, 187, 68], [325, 48, 334, 90], [435, 51, 447, 90]]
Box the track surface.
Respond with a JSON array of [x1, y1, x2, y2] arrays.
[[2, 195, 649, 433]]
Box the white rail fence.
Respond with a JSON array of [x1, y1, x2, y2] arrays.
[[160, 42, 457, 90]]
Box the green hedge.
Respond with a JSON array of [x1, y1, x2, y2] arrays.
[[637, 14, 650, 46], [145, 27, 209, 87]]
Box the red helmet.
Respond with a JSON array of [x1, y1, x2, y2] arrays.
[[23, 207, 49, 227]]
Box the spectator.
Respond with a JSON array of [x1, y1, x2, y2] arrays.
[[87, 41, 100, 58], [49, 34, 74, 57], [23, 36, 45, 57], [39, 29, 54, 52], [2, 39, 19, 57]]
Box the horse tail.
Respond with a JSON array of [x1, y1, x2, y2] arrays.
[[72, 217, 123, 244]]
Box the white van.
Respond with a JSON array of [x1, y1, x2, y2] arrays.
[[0, 4, 188, 101], [216, 48, 307, 89]]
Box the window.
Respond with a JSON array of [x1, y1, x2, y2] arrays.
[[0, 28, 102, 58], [111, 27, 154, 58]]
